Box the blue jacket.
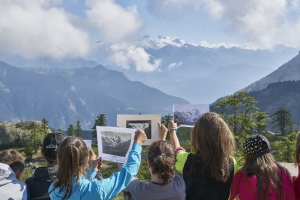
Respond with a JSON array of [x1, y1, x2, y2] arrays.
[[49, 143, 142, 200]]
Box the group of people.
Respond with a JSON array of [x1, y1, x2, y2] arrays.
[[1, 112, 300, 199]]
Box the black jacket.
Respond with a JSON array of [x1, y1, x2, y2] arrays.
[[25, 166, 58, 200]]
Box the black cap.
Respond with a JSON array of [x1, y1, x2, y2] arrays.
[[42, 132, 67, 160], [243, 134, 271, 155]]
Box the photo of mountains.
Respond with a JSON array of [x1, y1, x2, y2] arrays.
[[101, 131, 131, 157]]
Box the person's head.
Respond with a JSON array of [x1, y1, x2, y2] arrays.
[[190, 112, 234, 182], [242, 134, 284, 200], [294, 131, 300, 166], [0, 149, 25, 180], [147, 140, 175, 186], [42, 132, 67, 166], [52, 137, 89, 199]]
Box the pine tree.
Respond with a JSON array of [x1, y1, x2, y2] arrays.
[[41, 118, 49, 137], [30, 124, 43, 153], [254, 112, 269, 135], [214, 91, 269, 148], [270, 107, 294, 135], [92, 114, 107, 138], [75, 120, 83, 137], [67, 124, 75, 136], [161, 114, 173, 127]]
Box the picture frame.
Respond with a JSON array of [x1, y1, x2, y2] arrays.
[[117, 114, 161, 145], [96, 126, 135, 163], [173, 104, 210, 126]]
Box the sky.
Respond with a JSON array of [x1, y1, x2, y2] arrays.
[[0, 0, 300, 68]]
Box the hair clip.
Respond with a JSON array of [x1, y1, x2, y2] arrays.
[[68, 141, 75, 146], [161, 153, 166, 156]]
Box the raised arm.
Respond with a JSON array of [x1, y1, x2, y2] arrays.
[[168, 120, 181, 150], [90, 130, 147, 200], [157, 122, 168, 140]]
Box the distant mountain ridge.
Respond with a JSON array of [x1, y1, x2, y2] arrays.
[[1, 36, 298, 104], [244, 51, 300, 92], [97, 36, 298, 103], [248, 80, 300, 129], [0, 61, 188, 130]]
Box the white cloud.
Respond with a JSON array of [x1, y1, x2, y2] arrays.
[[85, 0, 143, 41], [147, 0, 300, 48], [199, 41, 260, 50], [0, 0, 90, 58], [168, 61, 182, 70], [109, 42, 161, 72], [0, 0, 144, 63]]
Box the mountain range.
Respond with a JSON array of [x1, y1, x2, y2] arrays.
[[0, 61, 188, 130], [94, 36, 299, 104], [211, 52, 300, 129], [1, 36, 298, 104]]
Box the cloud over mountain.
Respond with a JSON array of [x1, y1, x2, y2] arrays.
[[147, 0, 300, 48]]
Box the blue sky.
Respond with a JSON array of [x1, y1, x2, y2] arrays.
[[0, 0, 299, 60], [60, 0, 243, 44]]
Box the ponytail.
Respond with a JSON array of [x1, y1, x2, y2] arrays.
[[148, 140, 175, 186], [50, 137, 88, 199]]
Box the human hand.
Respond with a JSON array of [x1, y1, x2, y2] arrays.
[[89, 150, 97, 161], [157, 122, 168, 140], [134, 130, 147, 145], [168, 120, 177, 131], [90, 157, 103, 171]]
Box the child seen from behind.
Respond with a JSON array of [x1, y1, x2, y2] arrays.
[[230, 134, 295, 200], [49, 130, 147, 200]]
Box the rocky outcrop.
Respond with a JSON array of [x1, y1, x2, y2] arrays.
[[0, 120, 51, 148]]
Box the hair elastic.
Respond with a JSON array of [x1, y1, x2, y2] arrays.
[[161, 153, 166, 156], [68, 141, 75, 146]]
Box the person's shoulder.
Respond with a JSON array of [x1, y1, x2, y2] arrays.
[[128, 177, 146, 188], [25, 176, 33, 185]]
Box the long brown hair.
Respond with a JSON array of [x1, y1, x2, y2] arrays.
[[51, 137, 88, 199], [148, 140, 175, 186], [241, 142, 287, 200], [190, 112, 235, 182], [294, 132, 300, 166]]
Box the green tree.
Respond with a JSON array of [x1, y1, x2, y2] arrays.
[[24, 142, 33, 160], [30, 124, 43, 153], [41, 118, 49, 137], [68, 124, 75, 136], [254, 112, 269, 135], [215, 91, 268, 148], [75, 120, 83, 137], [92, 114, 107, 138], [273, 132, 297, 162], [161, 114, 173, 127], [270, 107, 294, 135]]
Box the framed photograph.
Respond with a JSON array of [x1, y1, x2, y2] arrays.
[[173, 104, 210, 126], [96, 126, 135, 163], [117, 114, 161, 145]]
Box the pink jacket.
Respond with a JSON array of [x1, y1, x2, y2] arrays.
[[230, 169, 295, 200], [293, 164, 300, 200]]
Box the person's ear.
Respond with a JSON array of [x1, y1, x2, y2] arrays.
[[15, 169, 23, 180], [83, 157, 89, 168], [41, 148, 45, 158], [147, 159, 151, 168]]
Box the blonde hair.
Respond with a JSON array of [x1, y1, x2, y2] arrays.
[[190, 112, 235, 182]]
